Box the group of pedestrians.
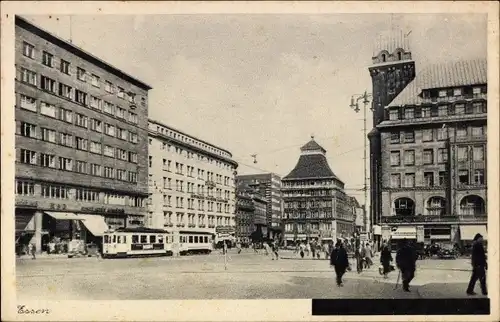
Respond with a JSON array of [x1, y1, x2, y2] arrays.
[[295, 240, 332, 259]]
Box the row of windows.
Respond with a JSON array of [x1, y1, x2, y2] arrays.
[[387, 101, 486, 121], [389, 169, 485, 188], [157, 177, 232, 198], [163, 211, 232, 226], [152, 158, 232, 185], [22, 41, 140, 104], [389, 145, 484, 167], [390, 125, 485, 144], [19, 121, 139, 162], [18, 149, 138, 183], [18, 93, 140, 144], [153, 124, 231, 159], [153, 139, 235, 173]]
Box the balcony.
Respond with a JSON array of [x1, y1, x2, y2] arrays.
[[176, 223, 186, 227], [199, 224, 206, 228], [188, 223, 196, 228], [206, 180, 216, 188], [208, 224, 216, 228], [164, 223, 174, 227], [381, 214, 487, 224]]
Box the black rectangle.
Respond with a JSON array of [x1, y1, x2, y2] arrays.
[[312, 299, 490, 315]]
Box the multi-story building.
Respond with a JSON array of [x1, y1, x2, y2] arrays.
[[375, 58, 487, 250], [147, 119, 239, 248], [14, 16, 152, 254], [235, 173, 283, 240], [346, 196, 364, 231], [281, 137, 355, 245], [235, 183, 268, 243]]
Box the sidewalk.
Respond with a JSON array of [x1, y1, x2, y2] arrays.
[[16, 253, 98, 260]]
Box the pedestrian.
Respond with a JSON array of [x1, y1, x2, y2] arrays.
[[29, 243, 36, 260], [365, 243, 373, 268], [299, 242, 305, 259], [355, 245, 364, 273], [272, 241, 279, 260], [396, 239, 418, 292], [330, 239, 349, 287], [466, 233, 488, 296], [236, 242, 242, 254], [305, 242, 311, 257], [380, 243, 393, 279], [311, 241, 316, 259]]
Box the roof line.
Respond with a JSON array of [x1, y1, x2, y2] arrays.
[[148, 118, 234, 158], [15, 15, 152, 90]]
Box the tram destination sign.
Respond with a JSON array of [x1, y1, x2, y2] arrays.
[[81, 207, 125, 214]]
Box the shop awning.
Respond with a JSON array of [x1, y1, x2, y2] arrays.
[[460, 225, 487, 241], [44, 212, 81, 220], [391, 226, 417, 239], [78, 214, 109, 237]]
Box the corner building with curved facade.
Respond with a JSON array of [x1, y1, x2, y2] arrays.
[[369, 42, 488, 250], [281, 138, 355, 245]]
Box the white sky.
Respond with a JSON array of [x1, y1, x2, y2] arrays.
[[23, 14, 487, 204]]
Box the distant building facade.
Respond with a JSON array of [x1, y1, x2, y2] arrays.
[[235, 184, 268, 244], [235, 173, 283, 240], [147, 119, 239, 245], [14, 16, 151, 254], [375, 57, 487, 250], [281, 138, 355, 245]]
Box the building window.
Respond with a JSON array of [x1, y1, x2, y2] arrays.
[[455, 104, 465, 115], [473, 146, 484, 161], [390, 173, 401, 188], [103, 101, 114, 115], [128, 152, 138, 163], [90, 164, 101, 176], [60, 59, 70, 74], [22, 42, 34, 58], [424, 172, 434, 187], [437, 127, 448, 141], [453, 88, 462, 96], [42, 51, 53, 67], [426, 197, 446, 216], [116, 107, 126, 119], [20, 68, 37, 86], [128, 92, 136, 103], [90, 96, 102, 110], [117, 127, 128, 140], [474, 169, 485, 185], [438, 90, 447, 97], [117, 149, 127, 161], [104, 123, 115, 136], [40, 102, 56, 118], [59, 133, 73, 147], [456, 126, 467, 138], [75, 160, 87, 174], [117, 169, 127, 181], [128, 171, 138, 183], [404, 150, 415, 165], [105, 81, 113, 93], [116, 86, 124, 98], [58, 157, 73, 171], [129, 132, 138, 143], [104, 145, 115, 158], [89, 141, 101, 154], [389, 109, 399, 121], [20, 122, 36, 138], [40, 153, 55, 168], [438, 105, 448, 117], [75, 137, 88, 150], [460, 195, 485, 215], [438, 171, 447, 186], [77, 67, 86, 81], [75, 188, 100, 202], [422, 129, 433, 142], [91, 74, 100, 87], [404, 173, 415, 188], [40, 128, 56, 143], [40, 76, 56, 93], [90, 119, 102, 133], [58, 107, 73, 123], [458, 170, 469, 185], [437, 148, 448, 163], [41, 184, 69, 199], [404, 108, 414, 119], [104, 166, 115, 178], [457, 146, 468, 161], [473, 87, 481, 95], [19, 94, 37, 112], [471, 126, 484, 137], [58, 83, 73, 99], [16, 181, 35, 196], [75, 113, 88, 128], [473, 102, 485, 113], [128, 112, 138, 124], [421, 107, 431, 118], [394, 198, 414, 216], [423, 149, 434, 165], [390, 151, 400, 166], [403, 131, 414, 143], [149, 156, 152, 167], [74, 90, 87, 105]]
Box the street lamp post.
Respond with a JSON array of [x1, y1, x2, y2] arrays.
[[349, 91, 373, 234]]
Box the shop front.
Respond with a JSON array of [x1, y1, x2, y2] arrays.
[[459, 224, 487, 254], [389, 226, 417, 250]]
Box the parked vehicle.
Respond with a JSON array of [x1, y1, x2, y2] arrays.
[[437, 243, 457, 259]]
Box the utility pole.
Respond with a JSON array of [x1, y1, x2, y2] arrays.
[[349, 91, 373, 234]]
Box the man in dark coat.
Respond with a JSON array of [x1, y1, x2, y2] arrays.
[[466, 233, 487, 296], [380, 243, 393, 279], [396, 239, 417, 292], [330, 239, 349, 287]]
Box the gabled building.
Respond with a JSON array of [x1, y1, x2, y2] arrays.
[[281, 137, 355, 245]]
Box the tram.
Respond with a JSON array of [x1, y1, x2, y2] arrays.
[[102, 227, 173, 258], [178, 230, 213, 255]]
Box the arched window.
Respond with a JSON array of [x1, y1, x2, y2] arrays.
[[426, 196, 446, 216], [460, 195, 485, 216], [382, 54, 387, 62], [394, 197, 415, 216]]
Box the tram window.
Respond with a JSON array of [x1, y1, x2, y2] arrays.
[[181, 236, 186, 243], [204, 236, 208, 243], [112, 235, 116, 243], [150, 235, 156, 244], [104, 235, 109, 244], [132, 235, 139, 244], [189, 236, 193, 243], [158, 235, 164, 243], [123, 236, 127, 244], [194, 236, 199, 243], [117, 236, 122, 244], [140, 235, 147, 243]]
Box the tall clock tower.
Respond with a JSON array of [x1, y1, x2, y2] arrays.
[[367, 34, 416, 239]]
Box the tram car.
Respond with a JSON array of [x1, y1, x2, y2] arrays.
[[178, 230, 213, 255], [102, 227, 173, 258]]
